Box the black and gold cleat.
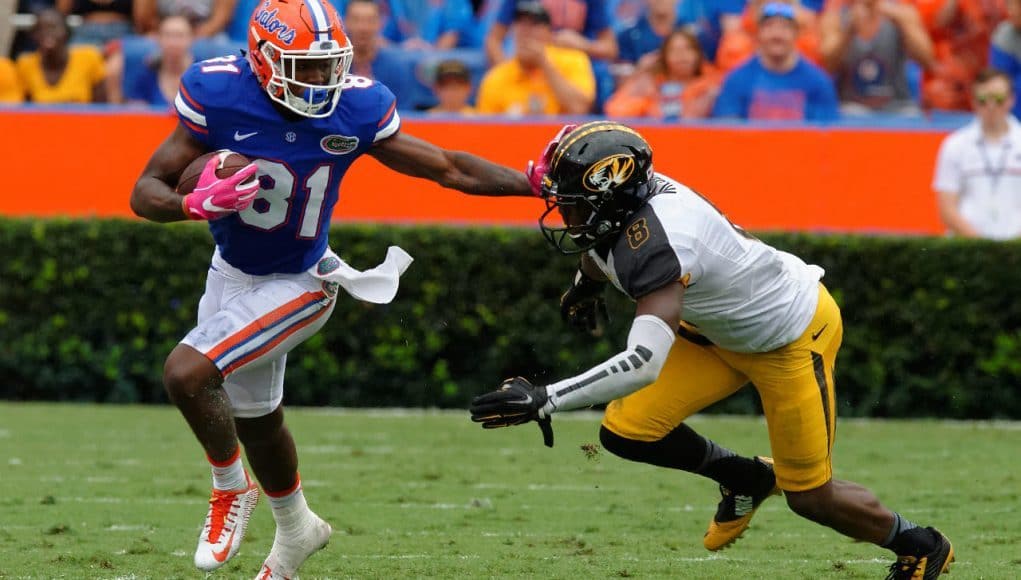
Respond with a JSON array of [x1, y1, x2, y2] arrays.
[[886, 528, 955, 579], [703, 456, 782, 551]]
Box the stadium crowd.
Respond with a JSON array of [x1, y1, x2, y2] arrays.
[[0, 0, 1018, 122]]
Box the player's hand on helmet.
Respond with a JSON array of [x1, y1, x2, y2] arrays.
[[561, 269, 609, 337], [470, 377, 555, 447], [526, 123, 577, 197], [183, 156, 260, 221]]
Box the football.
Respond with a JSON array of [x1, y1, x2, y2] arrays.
[[176, 150, 253, 195]]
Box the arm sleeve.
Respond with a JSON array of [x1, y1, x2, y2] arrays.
[[543, 314, 677, 413]]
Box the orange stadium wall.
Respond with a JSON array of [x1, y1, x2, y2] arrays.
[[0, 111, 948, 234]]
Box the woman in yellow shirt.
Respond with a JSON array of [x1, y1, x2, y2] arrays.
[[16, 9, 107, 103]]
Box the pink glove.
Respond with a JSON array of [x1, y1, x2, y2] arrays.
[[525, 124, 577, 197], [182, 154, 260, 221]]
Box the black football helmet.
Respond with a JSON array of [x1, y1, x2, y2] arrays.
[[539, 121, 655, 254]]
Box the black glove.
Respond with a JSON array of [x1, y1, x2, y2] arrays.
[[560, 269, 609, 337], [470, 377, 555, 447]]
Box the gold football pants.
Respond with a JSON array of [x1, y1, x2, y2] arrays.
[[602, 284, 842, 491]]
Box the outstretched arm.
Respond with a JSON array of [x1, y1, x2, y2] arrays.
[[369, 130, 533, 197], [470, 281, 684, 434]]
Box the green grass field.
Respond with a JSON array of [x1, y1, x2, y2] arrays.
[[1, 403, 1019, 579]]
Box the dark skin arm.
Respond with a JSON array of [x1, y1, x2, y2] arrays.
[[130, 124, 208, 222], [369, 130, 532, 196], [634, 280, 685, 338]]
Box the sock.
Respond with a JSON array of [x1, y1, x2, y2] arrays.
[[208, 448, 248, 491], [599, 425, 773, 495], [882, 513, 934, 556], [266, 475, 314, 537], [697, 455, 775, 496]]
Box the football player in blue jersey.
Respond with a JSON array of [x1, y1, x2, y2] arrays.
[[129, 0, 534, 576]]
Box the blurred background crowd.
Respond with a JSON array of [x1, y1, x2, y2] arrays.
[[0, 0, 1019, 123]]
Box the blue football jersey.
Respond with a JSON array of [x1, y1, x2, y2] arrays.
[[174, 54, 401, 275]]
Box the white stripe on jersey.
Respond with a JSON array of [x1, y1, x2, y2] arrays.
[[374, 111, 401, 142], [174, 92, 207, 127], [305, 0, 330, 42]]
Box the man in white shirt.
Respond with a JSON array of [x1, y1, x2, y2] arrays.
[[933, 70, 1021, 239]]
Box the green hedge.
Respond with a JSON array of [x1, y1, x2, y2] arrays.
[[1, 218, 1020, 418]]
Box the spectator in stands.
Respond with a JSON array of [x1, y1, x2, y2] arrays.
[[326, 0, 481, 49], [484, 0, 618, 64], [606, 29, 719, 120], [476, 0, 595, 115], [134, 0, 236, 39], [484, 0, 616, 110], [933, 70, 1021, 239], [616, 0, 684, 72], [675, 0, 746, 63], [56, 0, 136, 48], [914, 0, 1005, 111], [990, 0, 1021, 119], [712, 3, 838, 121], [0, 56, 24, 102], [716, 0, 823, 72], [428, 58, 475, 114], [819, 0, 933, 116], [124, 14, 192, 106], [344, 0, 415, 107], [388, 0, 477, 49], [1, 0, 20, 57], [16, 8, 107, 102]]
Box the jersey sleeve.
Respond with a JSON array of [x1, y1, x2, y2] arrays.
[[371, 81, 401, 143], [613, 210, 685, 299], [173, 64, 213, 146]]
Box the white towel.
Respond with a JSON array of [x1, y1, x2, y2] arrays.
[[311, 246, 414, 304]]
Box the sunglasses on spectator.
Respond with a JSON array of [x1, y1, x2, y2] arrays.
[[975, 93, 1009, 106]]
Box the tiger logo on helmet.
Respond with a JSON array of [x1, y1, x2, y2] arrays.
[[247, 0, 353, 118], [539, 121, 656, 254]]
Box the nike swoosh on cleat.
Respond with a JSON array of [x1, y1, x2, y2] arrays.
[[211, 526, 237, 562], [234, 130, 258, 141]]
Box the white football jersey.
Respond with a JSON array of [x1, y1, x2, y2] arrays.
[[587, 173, 824, 353]]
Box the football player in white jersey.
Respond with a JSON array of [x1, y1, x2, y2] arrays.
[[470, 121, 954, 579]]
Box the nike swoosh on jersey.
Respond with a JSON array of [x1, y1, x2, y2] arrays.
[[234, 131, 258, 141]]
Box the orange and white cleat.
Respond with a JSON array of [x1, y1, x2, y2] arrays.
[[254, 513, 332, 579], [193, 479, 260, 571]]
